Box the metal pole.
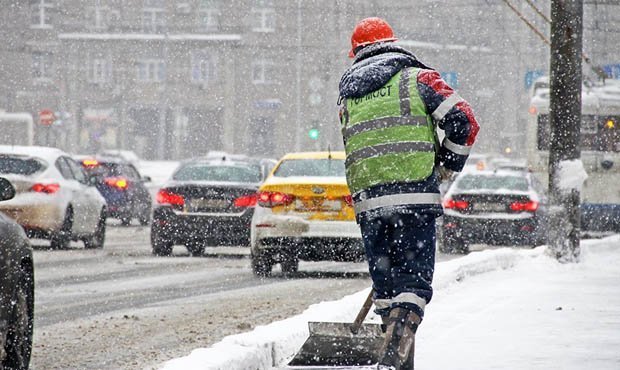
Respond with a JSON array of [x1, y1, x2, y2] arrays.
[[294, 0, 302, 151], [548, 0, 583, 262], [157, 24, 169, 160]]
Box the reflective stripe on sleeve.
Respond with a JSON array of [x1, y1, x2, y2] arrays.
[[391, 292, 427, 311], [342, 116, 428, 141], [354, 193, 441, 214], [345, 141, 435, 168], [443, 137, 472, 156], [399, 68, 411, 117], [431, 93, 463, 121]]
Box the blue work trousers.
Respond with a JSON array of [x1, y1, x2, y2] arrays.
[[358, 212, 436, 319]]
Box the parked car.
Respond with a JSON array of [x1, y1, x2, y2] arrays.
[[77, 155, 152, 226], [250, 151, 363, 277], [440, 169, 548, 254], [151, 155, 275, 256], [0, 177, 34, 369], [0, 145, 107, 249]]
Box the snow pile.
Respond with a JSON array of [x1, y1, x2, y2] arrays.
[[160, 246, 545, 370]]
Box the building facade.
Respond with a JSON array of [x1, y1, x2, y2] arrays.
[[1, 1, 618, 160]]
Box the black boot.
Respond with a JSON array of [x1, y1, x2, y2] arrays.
[[378, 307, 421, 370]]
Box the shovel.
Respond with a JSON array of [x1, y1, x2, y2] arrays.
[[287, 289, 384, 368]]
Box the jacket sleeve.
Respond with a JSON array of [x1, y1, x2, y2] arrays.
[[417, 69, 480, 172]]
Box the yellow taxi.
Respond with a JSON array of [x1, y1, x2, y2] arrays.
[[250, 151, 363, 276]]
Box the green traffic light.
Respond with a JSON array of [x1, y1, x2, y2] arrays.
[[308, 128, 320, 140]]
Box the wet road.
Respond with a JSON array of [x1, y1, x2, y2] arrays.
[[30, 223, 373, 369]]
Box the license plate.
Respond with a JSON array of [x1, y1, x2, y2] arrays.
[[189, 198, 229, 210], [473, 203, 505, 212], [295, 198, 342, 212]]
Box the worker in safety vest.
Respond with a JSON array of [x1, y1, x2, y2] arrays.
[[338, 17, 479, 369]]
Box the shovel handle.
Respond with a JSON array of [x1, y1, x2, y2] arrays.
[[350, 289, 374, 334]]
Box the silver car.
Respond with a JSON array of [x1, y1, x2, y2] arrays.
[[0, 145, 107, 249]]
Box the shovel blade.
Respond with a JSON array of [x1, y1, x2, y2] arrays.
[[287, 322, 383, 368]]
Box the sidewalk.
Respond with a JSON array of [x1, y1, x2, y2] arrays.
[[160, 235, 620, 370]]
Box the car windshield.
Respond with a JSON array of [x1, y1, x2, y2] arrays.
[[274, 159, 345, 177], [0, 155, 46, 175], [173, 164, 261, 183], [84, 162, 141, 179], [455, 174, 529, 191]]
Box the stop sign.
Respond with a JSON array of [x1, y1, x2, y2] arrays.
[[39, 109, 56, 126]]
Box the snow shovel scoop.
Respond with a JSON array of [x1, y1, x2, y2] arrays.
[[287, 289, 384, 369]]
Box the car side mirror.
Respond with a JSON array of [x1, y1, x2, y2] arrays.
[[0, 177, 16, 201], [142, 175, 152, 182], [88, 175, 99, 186]]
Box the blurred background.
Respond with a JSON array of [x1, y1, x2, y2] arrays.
[[1, 0, 618, 160]]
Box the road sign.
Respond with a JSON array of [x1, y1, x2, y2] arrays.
[[441, 72, 459, 89], [39, 109, 56, 126], [525, 69, 545, 89]]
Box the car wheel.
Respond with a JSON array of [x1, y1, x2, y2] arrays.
[[251, 251, 273, 277], [2, 260, 34, 370], [138, 207, 151, 226], [84, 210, 106, 249], [151, 228, 173, 256], [186, 241, 205, 257], [50, 207, 73, 249], [440, 234, 469, 254], [280, 253, 299, 275]]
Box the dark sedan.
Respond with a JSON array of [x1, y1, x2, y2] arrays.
[[151, 156, 274, 256], [440, 169, 548, 254], [78, 156, 152, 226], [0, 177, 34, 369]]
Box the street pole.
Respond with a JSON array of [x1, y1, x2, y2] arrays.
[[157, 29, 169, 160], [548, 0, 583, 262], [294, 0, 302, 151]]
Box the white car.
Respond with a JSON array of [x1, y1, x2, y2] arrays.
[[0, 145, 107, 249]]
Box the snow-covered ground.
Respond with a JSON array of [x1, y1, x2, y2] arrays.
[[160, 235, 620, 370]]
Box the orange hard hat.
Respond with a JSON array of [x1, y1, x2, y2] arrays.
[[349, 17, 398, 58]]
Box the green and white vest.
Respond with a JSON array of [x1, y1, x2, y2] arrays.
[[340, 67, 437, 195]]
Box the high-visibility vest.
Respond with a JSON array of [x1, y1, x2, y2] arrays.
[[340, 67, 437, 196]]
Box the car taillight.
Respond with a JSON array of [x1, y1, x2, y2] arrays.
[[510, 200, 539, 212], [234, 194, 257, 208], [343, 194, 354, 207], [257, 191, 295, 207], [82, 159, 99, 167], [31, 183, 60, 194], [104, 177, 128, 190], [443, 198, 469, 210], [156, 189, 185, 207]]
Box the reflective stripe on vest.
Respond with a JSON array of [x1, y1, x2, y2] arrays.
[[342, 67, 437, 195], [345, 141, 435, 168], [354, 193, 442, 214]]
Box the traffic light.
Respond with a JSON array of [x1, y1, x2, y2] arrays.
[[308, 128, 320, 140]]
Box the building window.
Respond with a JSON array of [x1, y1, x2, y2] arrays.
[[137, 59, 166, 82], [197, 0, 220, 32], [86, 3, 119, 30], [251, 59, 275, 85], [191, 50, 216, 85], [142, 0, 166, 33], [32, 52, 53, 80], [88, 58, 112, 84], [30, 0, 54, 29], [251, 1, 275, 32]]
